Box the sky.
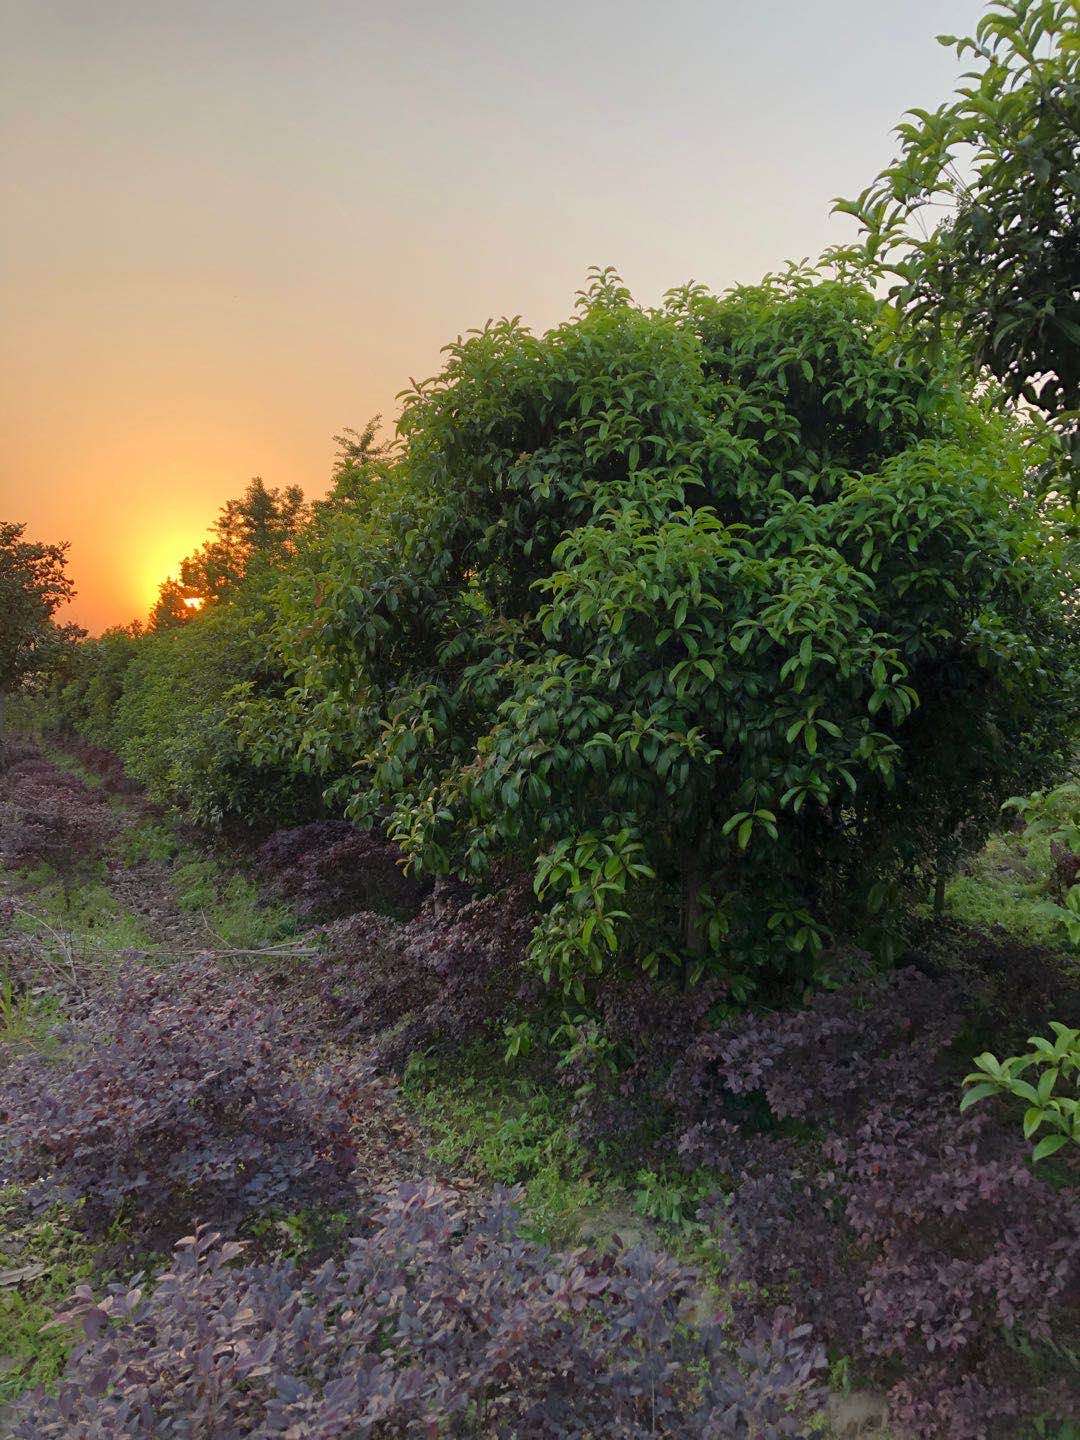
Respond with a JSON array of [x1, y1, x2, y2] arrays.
[[1, 0, 985, 633]]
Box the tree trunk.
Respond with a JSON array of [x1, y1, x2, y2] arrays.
[[681, 847, 705, 961], [933, 865, 947, 917]]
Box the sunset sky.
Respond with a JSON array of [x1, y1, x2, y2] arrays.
[[2, 0, 984, 633]]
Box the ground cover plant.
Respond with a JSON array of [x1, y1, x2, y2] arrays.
[[0, 963, 362, 1247], [10, 1184, 827, 1440], [255, 819, 429, 920], [670, 964, 1080, 1438], [0, 1188, 101, 1405], [0, 747, 118, 891]]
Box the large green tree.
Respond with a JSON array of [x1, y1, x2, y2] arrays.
[[0, 521, 82, 746], [835, 0, 1080, 474], [246, 269, 1076, 993]]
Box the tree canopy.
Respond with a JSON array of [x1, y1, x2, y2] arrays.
[[0, 521, 82, 739], [244, 268, 1077, 992], [150, 477, 309, 628], [835, 0, 1080, 472]]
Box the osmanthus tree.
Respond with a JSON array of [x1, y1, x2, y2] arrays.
[[834, 0, 1080, 477], [247, 268, 1076, 992], [0, 521, 82, 748]]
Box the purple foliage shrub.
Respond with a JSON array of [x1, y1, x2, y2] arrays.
[[0, 964, 361, 1243], [827, 1099, 1080, 1435], [294, 908, 439, 1042], [0, 751, 118, 876], [61, 736, 142, 796], [556, 971, 731, 1151], [673, 967, 1080, 1438], [383, 875, 543, 1065], [256, 820, 429, 919], [298, 876, 542, 1067], [12, 1182, 826, 1439]]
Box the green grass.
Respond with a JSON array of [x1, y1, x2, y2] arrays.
[[403, 1049, 603, 1245], [401, 1046, 727, 1260], [0, 1193, 98, 1403], [944, 829, 1073, 949], [0, 980, 64, 1057], [115, 818, 184, 865], [112, 811, 299, 952], [171, 851, 298, 950], [7, 868, 153, 958]]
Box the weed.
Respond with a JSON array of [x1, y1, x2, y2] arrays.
[[9, 873, 151, 956], [171, 853, 297, 950], [0, 978, 62, 1055], [115, 819, 182, 865], [403, 1050, 598, 1244], [0, 1190, 99, 1404]]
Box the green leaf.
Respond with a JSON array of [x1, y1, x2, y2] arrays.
[[1032, 1133, 1068, 1163], [959, 1082, 998, 1111], [1022, 1106, 1044, 1139]]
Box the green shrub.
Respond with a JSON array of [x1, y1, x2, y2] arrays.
[[109, 603, 318, 830], [43, 626, 142, 747], [246, 267, 1077, 990], [962, 1021, 1080, 1161]]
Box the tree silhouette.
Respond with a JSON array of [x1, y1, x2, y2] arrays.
[[0, 521, 83, 747]]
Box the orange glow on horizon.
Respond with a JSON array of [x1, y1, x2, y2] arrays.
[[2, 1, 977, 637]]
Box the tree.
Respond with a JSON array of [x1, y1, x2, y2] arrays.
[[0, 521, 82, 746], [149, 476, 310, 627], [249, 269, 1076, 994], [834, 0, 1080, 474], [320, 416, 395, 512]]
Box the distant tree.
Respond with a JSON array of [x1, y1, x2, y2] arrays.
[[148, 578, 202, 632], [835, 0, 1080, 477], [0, 521, 83, 746], [149, 477, 310, 627], [321, 417, 395, 511]]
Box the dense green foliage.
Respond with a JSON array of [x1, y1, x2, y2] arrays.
[[836, 0, 1080, 471], [115, 605, 310, 829], [43, 626, 143, 750], [46, 605, 314, 830], [239, 267, 1076, 989], [43, 269, 1077, 988], [0, 523, 81, 744], [43, 568, 333, 833]]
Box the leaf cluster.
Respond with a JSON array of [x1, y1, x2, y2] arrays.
[[0, 964, 362, 1245], [963, 1019, 1080, 1159], [12, 1183, 826, 1439], [834, 0, 1080, 466]]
